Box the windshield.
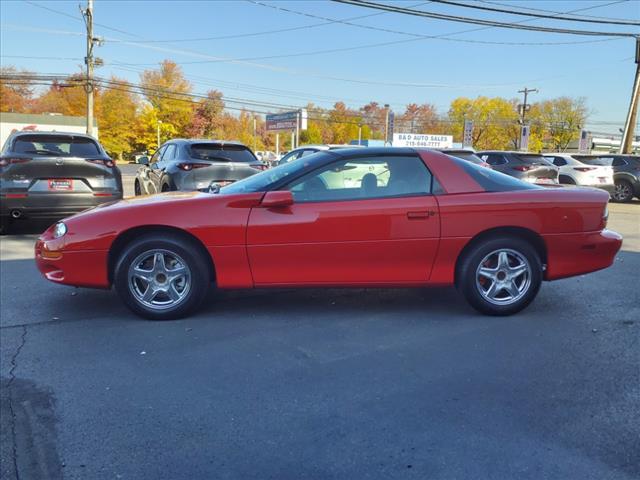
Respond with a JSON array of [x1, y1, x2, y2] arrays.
[[189, 144, 257, 162], [220, 151, 331, 194], [13, 135, 101, 157]]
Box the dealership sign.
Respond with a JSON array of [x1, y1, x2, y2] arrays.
[[520, 125, 530, 151], [462, 120, 474, 147], [392, 133, 453, 148], [266, 109, 307, 132]]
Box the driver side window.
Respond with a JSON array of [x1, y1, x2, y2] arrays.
[[286, 155, 432, 203]]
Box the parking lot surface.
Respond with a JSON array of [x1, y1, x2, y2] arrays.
[[1, 201, 639, 480]]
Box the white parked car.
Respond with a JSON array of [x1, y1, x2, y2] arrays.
[[543, 153, 614, 195]]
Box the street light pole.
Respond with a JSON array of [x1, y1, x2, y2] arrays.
[[384, 104, 390, 146], [157, 120, 162, 149], [253, 116, 257, 152], [358, 123, 362, 145]]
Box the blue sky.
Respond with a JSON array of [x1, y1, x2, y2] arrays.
[[1, 0, 639, 134]]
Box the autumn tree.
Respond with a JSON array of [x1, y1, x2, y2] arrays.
[[529, 97, 588, 152], [185, 90, 224, 139], [397, 103, 439, 134], [0, 66, 34, 112], [32, 73, 93, 117], [139, 60, 192, 138], [448, 96, 519, 150], [98, 77, 138, 160]]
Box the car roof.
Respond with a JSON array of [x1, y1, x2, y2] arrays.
[[477, 150, 543, 155], [169, 139, 248, 146], [8, 130, 97, 140], [328, 147, 419, 157], [438, 148, 477, 154]]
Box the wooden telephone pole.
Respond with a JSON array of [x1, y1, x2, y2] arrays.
[[620, 37, 640, 154], [81, 0, 101, 137]]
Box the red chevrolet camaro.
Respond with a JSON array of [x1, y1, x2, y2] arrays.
[[35, 148, 622, 320]]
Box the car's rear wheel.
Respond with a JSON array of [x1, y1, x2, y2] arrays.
[[114, 234, 210, 320], [457, 237, 542, 316], [161, 183, 171, 192], [612, 179, 633, 203], [134, 180, 141, 196], [0, 217, 11, 235]]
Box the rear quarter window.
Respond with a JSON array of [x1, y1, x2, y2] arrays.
[[451, 157, 542, 192]]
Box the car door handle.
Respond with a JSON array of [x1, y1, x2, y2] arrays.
[[407, 211, 432, 219]]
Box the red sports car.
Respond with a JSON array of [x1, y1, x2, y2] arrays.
[[35, 148, 622, 320]]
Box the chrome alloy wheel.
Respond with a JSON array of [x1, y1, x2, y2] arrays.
[[613, 182, 631, 202], [475, 249, 532, 306], [128, 249, 191, 310]]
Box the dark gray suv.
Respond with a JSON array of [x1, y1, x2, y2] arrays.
[[0, 131, 122, 233], [134, 139, 265, 195], [477, 151, 558, 184]]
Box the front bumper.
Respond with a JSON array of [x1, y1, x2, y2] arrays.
[[544, 229, 623, 280], [35, 226, 110, 288], [1, 191, 122, 220]]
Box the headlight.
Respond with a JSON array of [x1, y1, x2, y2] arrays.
[[53, 222, 67, 238]]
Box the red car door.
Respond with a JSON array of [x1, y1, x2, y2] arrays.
[[246, 154, 441, 286]]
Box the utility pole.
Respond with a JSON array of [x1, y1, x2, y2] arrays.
[[358, 123, 362, 145], [157, 120, 162, 149], [81, 0, 102, 137], [518, 87, 538, 149], [253, 116, 257, 152], [620, 37, 640, 154]]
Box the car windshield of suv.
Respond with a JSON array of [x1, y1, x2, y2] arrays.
[[578, 156, 612, 166], [13, 135, 100, 157], [189, 144, 257, 162], [220, 151, 330, 194]]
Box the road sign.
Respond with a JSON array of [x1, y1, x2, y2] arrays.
[[392, 133, 453, 148], [266, 109, 307, 132], [519, 125, 530, 151], [386, 111, 395, 144], [578, 129, 591, 153], [463, 120, 474, 147]]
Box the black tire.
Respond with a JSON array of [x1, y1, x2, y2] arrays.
[[457, 236, 542, 316], [134, 180, 141, 196], [161, 183, 171, 192], [113, 233, 211, 320], [612, 179, 633, 203], [0, 217, 11, 235]]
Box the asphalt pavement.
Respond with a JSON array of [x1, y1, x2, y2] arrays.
[[0, 200, 638, 480]]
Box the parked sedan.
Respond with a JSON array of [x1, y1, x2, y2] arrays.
[[543, 153, 614, 195], [0, 131, 122, 233], [477, 151, 558, 184], [135, 140, 265, 195], [574, 154, 640, 203], [36, 148, 620, 320]]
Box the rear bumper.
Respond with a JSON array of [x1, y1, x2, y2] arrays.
[[1, 191, 122, 219], [544, 229, 623, 280]]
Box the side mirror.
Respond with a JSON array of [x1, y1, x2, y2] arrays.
[[138, 155, 149, 165], [207, 181, 221, 194], [261, 190, 294, 208]]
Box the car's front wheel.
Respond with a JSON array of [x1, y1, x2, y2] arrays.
[[612, 179, 633, 203], [114, 234, 211, 320], [457, 237, 542, 316]]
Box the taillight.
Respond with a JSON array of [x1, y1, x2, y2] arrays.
[[86, 158, 115, 168], [512, 165, 533, 172], [178, 163, 210, 171], [573, 167, 597, 172], [0, 158, 30, 167]]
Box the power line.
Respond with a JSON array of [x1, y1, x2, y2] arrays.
[[106, 2, 431, 44], [477, 0, 634, 23], [431, 0, 640, 26], [330, 0, 639, 37]]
